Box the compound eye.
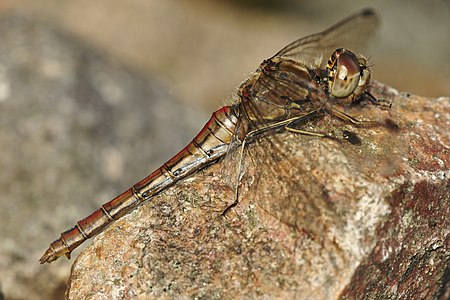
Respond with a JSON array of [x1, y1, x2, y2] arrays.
[[330, 52, 361, 98]]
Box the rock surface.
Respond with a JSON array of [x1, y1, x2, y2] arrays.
[[67, 82, 449, 299]]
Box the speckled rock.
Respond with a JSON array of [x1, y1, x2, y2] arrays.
[[66, 82, 449, 299]]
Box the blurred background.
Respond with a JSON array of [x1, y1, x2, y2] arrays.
[[0, 0, 448, 299]]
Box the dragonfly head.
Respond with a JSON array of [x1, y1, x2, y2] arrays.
[[326, 48, 370, 101]]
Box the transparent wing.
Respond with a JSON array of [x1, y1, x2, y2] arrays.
[[221, 91, 324, 228], [221, 118, 329, 231], [221, 9, 381, 226], [271, 8, 380, 69]]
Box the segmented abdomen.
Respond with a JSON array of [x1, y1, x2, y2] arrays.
[[40, 106, 238, 263]]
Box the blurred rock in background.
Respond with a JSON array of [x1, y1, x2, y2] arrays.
[[0, 13, 202, 300]]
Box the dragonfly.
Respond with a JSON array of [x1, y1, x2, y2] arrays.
[[40, 8, 390, 264]]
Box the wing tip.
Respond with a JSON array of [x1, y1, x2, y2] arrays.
[[358, 8, 380, 25], [361, 8, 376, 17]]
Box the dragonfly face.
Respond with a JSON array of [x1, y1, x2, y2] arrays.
[[326, 48, 371, 101], [268, 8, 379, 104]]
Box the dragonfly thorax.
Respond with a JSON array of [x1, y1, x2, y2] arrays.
[[237, 57, 317, 127]]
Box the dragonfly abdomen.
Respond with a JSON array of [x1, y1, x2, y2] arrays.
[[40, 106, 238, 263]]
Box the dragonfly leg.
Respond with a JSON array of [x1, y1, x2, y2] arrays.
[[284, 109, 339, 138], [285, 121, 340, 144], [364, 91, 392, 109], [327, 105, 379, 126], [221, 122, 277, 216], [221, 137, 247, 216], [285, 125, 329, 138]]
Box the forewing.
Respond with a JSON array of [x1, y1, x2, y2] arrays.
[[220, 98, 320, 229], [272, 8, 380, 69], [221, 119, 331, 233], [220, 9, 380, 224]]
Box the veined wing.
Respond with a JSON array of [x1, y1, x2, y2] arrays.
[[222, 10, 380, 220], [220, 60, 322, 220], [271, 8, 380, 69]]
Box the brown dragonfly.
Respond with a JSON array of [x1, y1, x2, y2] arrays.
[[40, 8, 390, 264]]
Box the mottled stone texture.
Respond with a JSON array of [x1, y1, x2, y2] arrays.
[[67, 82, 449, 299]]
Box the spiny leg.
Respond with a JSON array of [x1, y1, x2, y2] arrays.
[[327, 105, 380, 126], [221, 136, 247, 216], [221, 123, 279, 216], [364, 91, 392, 109], [285, 124, 331, 138], [284, 110, 340, 140]]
